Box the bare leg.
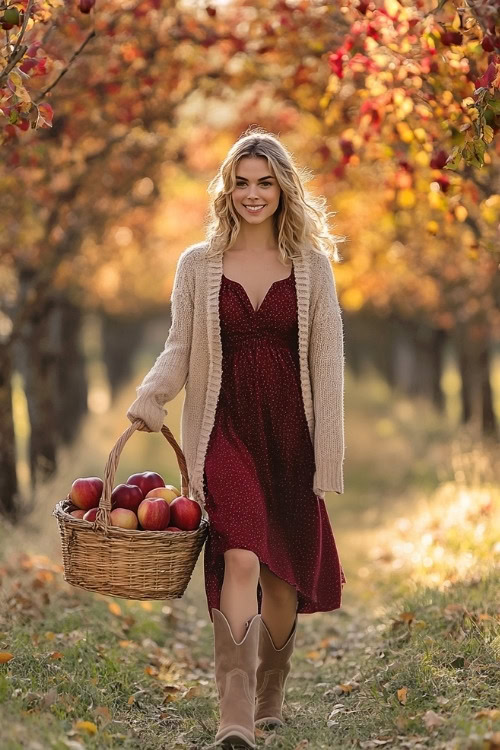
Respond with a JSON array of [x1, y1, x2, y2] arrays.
[[259, 562, 298, 648], [220, 548, 260, 642]]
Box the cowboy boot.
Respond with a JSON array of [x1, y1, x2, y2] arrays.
[[212, 607, 261, 748], [254, 616, 297, 728]]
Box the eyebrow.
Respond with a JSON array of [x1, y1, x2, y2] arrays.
[[235, 175, 274, 181]]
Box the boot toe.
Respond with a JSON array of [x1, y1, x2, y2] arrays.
[[215, 725, 256, 747]]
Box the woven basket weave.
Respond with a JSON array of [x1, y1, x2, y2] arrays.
[[52, 419, 209, 600]]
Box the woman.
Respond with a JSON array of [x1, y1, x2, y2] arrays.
[[126, 126, 347, 749]]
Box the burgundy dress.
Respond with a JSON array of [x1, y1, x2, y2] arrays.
[[203, 266, 346, 622]]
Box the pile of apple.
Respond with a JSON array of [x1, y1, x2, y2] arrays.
[[67, 471, 202, 532]]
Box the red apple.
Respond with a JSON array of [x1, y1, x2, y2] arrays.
[[69, 477, 103, 510], [111, 483, 144, 512], [137, 497, 170, 531], [110, 508, 138, 530], [83, 507, 99, 522], [169, 496, 201, 531], [165, 526, 183, 532], [70, 509, 86, 519], [127, 471, 165, 497]]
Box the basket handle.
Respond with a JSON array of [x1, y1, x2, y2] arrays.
[[93, 419, 190, 533]]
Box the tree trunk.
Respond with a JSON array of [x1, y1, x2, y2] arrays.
[[16, 294, 60, 490], [391, 317, 417, 394], [480, 343, 496, 437], [391, 318, 446, 410], [430, 328, 447, 412], [101, 311, 147, 399], [0, 341, 21, 521], [56, 299, 88, 444], [413, 326, 446, 411], [456, 326, 497, 437]]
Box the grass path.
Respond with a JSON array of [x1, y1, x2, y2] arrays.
[[1, 364, 499, 749]]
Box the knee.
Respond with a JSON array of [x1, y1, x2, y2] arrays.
[[224, 548, 260, 582]]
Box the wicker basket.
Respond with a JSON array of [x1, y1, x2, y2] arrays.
[[52, 419, 209, 600]]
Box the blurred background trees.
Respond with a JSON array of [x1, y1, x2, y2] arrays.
[[1, 0, 499, 519]]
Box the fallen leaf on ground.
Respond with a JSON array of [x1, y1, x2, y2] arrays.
[[397, 686, 408, 704], [475, 708, 500, 720], [74, 720, 97, 734], [422, 709, 447, 728]]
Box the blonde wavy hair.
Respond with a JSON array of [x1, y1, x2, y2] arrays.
[[204, 126, 347, 264]]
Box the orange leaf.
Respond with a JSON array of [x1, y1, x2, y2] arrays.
[[397, 687, 408, 704], [305, 650, 322, 660], [93, 705, 112, 725], [108, 602, 122, 617], [0, 652, 14, 663], [474, 708, 500, 720], [49, 651, 64, 659], [339, 683, 353, 693], [74, 720, 97, 734], [398, 611, 415, 624]]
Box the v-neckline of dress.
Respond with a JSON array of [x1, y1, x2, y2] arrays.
[[222, 267, 294, 313]]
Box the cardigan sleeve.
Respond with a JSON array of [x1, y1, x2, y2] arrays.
[[309, 254, 345, 495], [126, 250, 194, 432]]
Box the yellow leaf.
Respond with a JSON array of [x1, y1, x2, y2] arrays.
[[108, 602, 122, 616], [74, 720, 98, 734], [45, 631, 56, 640], [0, 652, 14, 663], [8, 70, 23, 88], [163, 693, 179, 702], [397, 686, 408, 704], [397, 188, 416, 208], [484, 125, 494, 144], [140, 601, 153, 611]]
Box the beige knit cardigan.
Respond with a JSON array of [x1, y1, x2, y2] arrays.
[[126, 240, 345, 514]]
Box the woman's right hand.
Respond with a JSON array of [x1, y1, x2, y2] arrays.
[[131, 418, 154, 433]]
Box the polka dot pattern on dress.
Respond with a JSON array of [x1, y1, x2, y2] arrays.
[[203, 265, 346, 622]]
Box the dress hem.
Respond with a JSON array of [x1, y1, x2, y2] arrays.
[[206, 543, 343, 623]]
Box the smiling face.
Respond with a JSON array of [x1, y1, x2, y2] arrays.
[[231, 156, 281, 224]]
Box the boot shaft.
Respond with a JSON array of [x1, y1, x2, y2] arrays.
[[212, 608, 261, 748]]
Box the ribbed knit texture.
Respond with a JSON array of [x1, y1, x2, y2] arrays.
[[126, 241, 345, 514]]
